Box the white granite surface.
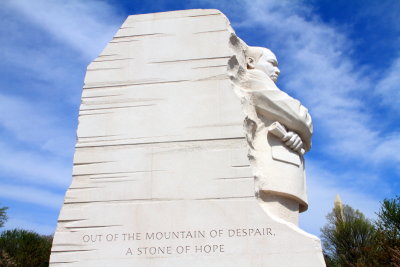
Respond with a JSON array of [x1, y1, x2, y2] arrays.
[[50, 9, 325, 267]]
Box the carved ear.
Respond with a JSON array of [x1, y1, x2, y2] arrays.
[[246, 57, 255, 69]]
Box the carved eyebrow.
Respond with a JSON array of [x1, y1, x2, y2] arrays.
[[268, 59, 278, 66]]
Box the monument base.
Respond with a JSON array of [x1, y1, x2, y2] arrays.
[[51, 199, 324, 266]]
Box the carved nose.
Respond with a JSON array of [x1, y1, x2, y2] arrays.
[[275, 68, 280, 75]]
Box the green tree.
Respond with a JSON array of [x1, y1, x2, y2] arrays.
[[376, 196, 400, 243], [0, 229, 52, 267], [0, 250, 16, 267], [0, 205, 7, 228], [321, 196, 378, 267], [375, 195, 400, 266]]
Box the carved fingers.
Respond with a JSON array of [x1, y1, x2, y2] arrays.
[[282, 131, 303, 153], [282, 131, 292, 141], [285, 133, 298, 148], [292, 136, 303, 152]]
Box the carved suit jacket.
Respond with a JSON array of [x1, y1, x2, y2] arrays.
[[238, 70, 313, 212]]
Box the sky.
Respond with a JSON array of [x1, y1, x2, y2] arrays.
[[0, 0, 399, 238]]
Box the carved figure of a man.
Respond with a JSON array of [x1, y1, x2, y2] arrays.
[[233, 45, 313, 225]]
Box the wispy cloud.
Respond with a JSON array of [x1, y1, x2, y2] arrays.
[[0, 184, 63, 209], [0, 140, 70, 188], [0, 0, 122, 234], [5, 0, 121, 60], [376, 58, 400, 113], [301, 160, 381, 235], [1, 0, 122, 106], [0, 0, 122, 186], [0, 93, 75, 158]]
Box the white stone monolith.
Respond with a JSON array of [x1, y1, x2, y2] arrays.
[[50, 9, 325, 267]]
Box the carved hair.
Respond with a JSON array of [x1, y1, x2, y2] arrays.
[[245, 46, 273, 69], [245, 47, 264, 61]]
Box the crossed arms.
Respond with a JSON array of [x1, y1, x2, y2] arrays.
[[248, 78, 313, 153]]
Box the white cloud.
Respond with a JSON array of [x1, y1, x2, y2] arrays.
[[0, 184, 63, 209], [373, 134, 400, 166], [301, 160, 381, 236], [0, 93, 75, 158], [5, 0, 121, 60], [0, 0, 122, 235], [376, 57, 400, 113], [0, 140, 71, 188], [0, 0, 122, 105]]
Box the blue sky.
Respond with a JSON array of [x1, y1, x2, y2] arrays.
[[0, 0, 399, 237]]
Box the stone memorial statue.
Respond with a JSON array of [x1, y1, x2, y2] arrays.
[[50, 9, 325, 266], [229, 43, 313, 225]]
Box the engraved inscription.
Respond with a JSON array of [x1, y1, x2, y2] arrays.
[[81, 227, 275, 257]]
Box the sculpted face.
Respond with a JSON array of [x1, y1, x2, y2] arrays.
[[247, 48, 280, 83]]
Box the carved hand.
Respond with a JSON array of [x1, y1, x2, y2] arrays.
[[282, 131, 303, 153]]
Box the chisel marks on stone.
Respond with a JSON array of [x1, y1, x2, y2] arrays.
[[150, 56, 230, 64], [80, 104, 155, 111], [214, 176, 253, 180], [193, 29, 227, 34], [84, 79, 190, 89]]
